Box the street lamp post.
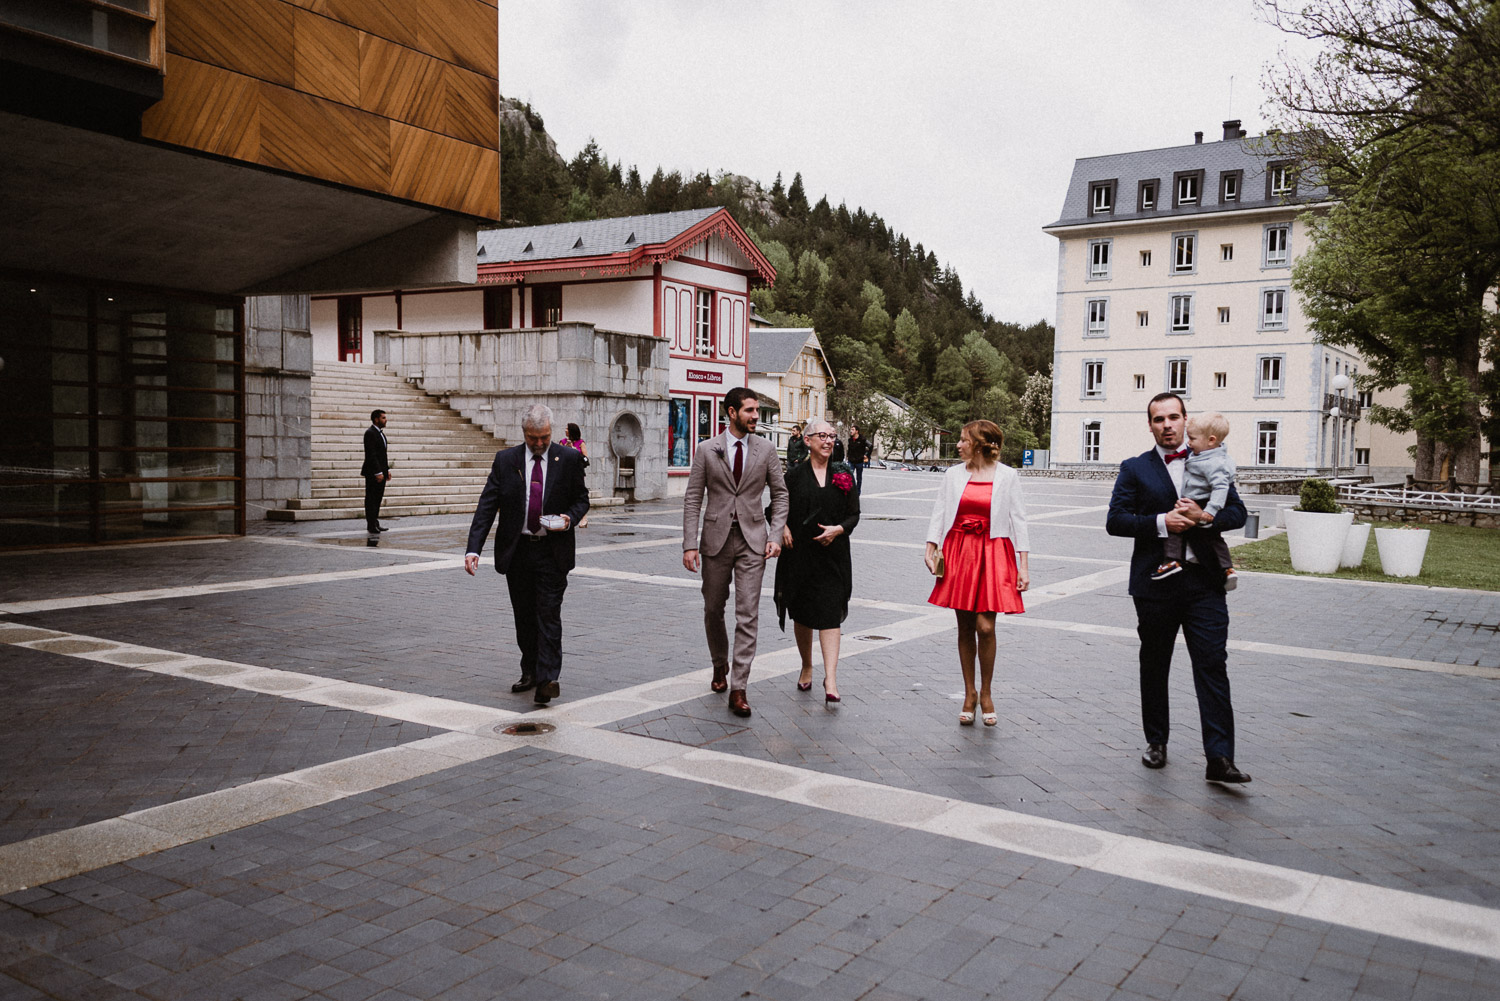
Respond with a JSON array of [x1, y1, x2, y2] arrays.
[[1329, 373, 1352, 481]]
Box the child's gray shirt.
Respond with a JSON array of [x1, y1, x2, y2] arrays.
[[1182, 447, 1236, 517]]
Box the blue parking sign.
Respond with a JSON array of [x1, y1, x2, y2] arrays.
[[1022, 449, 1034, 467]]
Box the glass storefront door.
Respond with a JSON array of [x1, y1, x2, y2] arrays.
[[0, 275, 244, 547]]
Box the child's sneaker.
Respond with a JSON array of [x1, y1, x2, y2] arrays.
[[1223, 569, 1238, 591], [1151, 561, 1184, 581]]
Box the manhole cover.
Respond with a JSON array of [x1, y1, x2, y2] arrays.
[[501, 721, 556, 736], [853, 635, 892, 642]]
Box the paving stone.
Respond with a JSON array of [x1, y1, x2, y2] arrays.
[[0, 480, 1496, 1001]]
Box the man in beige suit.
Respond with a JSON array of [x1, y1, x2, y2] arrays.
[[683, 387, 789, 718]]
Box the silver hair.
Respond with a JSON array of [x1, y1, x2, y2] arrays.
[[807, 420, 836, 437], [521, 404, 554, 432]]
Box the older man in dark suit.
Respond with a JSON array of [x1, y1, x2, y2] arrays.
[[465, 404, 590, 706], [1106, 392, 1251, 784]]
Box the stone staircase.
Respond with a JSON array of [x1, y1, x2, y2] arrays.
[[267, 362, 506, 522]]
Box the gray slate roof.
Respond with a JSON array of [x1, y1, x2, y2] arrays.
[[476, 207, 722, 263], [1047, 134, 1329, 229], [748, 328, 815, 375]]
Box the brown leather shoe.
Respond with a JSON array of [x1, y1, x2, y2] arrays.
[[710, 665, 728, 693], [533, 681, 559, 705], [728, 689, 751, 718]]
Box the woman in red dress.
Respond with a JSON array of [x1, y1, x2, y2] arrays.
[[924, 420, 1030, 726]]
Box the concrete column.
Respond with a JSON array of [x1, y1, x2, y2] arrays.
[[243, 295, 313, 519]]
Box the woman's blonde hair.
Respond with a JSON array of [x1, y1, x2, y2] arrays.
[[963, 420, 1004, 463]]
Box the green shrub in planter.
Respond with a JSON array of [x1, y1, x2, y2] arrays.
[[1296, 478, 1342, 513]]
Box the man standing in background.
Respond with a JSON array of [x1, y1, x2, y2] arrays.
[[361, 409, 390, 533]]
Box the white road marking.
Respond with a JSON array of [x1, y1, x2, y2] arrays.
[[4, 553, 1498, 961], [0, 558, 464, 615]]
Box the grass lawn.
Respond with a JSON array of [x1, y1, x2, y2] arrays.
[[1233, 521, 1500, 591]]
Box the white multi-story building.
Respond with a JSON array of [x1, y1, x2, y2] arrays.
[[1044, 121, 1376, 474]]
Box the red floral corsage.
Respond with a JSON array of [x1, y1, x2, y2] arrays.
[[831, 472, 853, 493]]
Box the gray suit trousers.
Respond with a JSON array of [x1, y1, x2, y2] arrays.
[[700, 523, 766, 690]]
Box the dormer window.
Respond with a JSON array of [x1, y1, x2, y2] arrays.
[[1090, 180, 1117, 216], [1220, 170, 1242, 203], [1174, 171, 1202, 206], [1268, 162, 1296, 198], [1138, 180, 1158, 211]]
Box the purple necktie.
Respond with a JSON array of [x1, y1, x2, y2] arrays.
[[527, 454, 543, 533], [733, 440, 743, 484]]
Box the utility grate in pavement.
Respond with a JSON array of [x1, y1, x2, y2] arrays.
[[614, 713, 749, 747], [500, 721, 556, 736]]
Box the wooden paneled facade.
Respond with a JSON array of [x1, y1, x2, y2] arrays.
[[141, 0, 500, 220]]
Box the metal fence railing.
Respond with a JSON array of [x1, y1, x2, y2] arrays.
[[1338, 482, 1500, 512]]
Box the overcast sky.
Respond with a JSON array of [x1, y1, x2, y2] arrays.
[[498, 0, 1320, 327]]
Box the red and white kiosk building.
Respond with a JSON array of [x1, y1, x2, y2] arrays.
[[310, 207, 776, 486]]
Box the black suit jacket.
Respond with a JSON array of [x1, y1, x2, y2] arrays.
[[1106, 448, 1246, 597], [361, 425, 389, 478], [466, 443, 590, 574]]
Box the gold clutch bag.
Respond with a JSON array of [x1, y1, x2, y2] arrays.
[[932, 552, 945, 577]]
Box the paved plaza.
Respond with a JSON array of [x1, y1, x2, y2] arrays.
[[2, 470, 1499, 1000]]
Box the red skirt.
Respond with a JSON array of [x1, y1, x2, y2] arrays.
[[928, 527, 1025, 614]]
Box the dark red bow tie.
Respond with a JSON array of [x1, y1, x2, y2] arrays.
[[1164, 449, 1189, 463]]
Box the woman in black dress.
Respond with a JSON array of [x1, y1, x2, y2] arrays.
[[774, 420, 860, 703]]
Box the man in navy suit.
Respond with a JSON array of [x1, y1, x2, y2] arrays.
[[464, 404, 590, 706], [1106, 393, 1251, 784], [361, 409, 390, 533]]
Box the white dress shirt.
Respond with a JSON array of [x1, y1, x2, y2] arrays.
[[523, 448, 549, 537], [466, 447, 550, 559], [1155, 444, 1196, 560]]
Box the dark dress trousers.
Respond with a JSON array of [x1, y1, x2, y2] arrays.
[[1106, 448, 1246, 759], [361, 424, 390, 530], [465, 443, 590, 687]]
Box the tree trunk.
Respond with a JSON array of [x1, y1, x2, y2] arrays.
[[1452, 319, 1485, 484], [1414, 434, 1437, 480]]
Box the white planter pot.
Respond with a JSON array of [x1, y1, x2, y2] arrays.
[[1340, 523, 1371, 568], [1375, 527, 1430, 577], [1284, 510, 1354, 574]]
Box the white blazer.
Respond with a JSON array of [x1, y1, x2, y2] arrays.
[[925, 462, 1029, 551]]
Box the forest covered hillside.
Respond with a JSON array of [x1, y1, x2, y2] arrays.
[[498, 97, 1054, 455]]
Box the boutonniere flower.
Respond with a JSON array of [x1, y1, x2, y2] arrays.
[[831, 471, 854, 493]]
